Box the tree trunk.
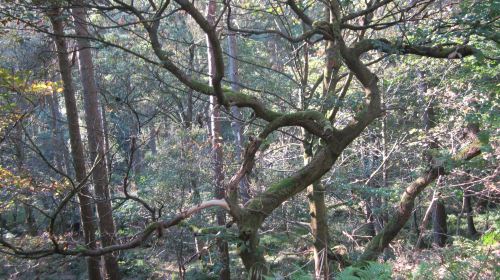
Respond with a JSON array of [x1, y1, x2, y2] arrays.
[[307, 179, 329, 279], [186, 45, 195, 129], [48, 8, 102, 280], [12, 113, 37, 236], [359, 137, 481, 261], [206, 1, 230, 278], [304, 138, 329, 280], [101, 103, 112, 176], [463, 108, 479, 237], [415, 190, 438, 249], [464, 189, 478, 237], [47, 92, 66, 174], [227, 28, 250, 203], [432, 197, 447, 247], [301, 8, 342, 277], [71, 2, 121, 279], [359, 167, 442, 261]]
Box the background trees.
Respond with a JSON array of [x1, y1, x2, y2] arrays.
[[0, 0, 498, 279]]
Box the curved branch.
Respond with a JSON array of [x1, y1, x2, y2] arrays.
[[360, 140, 483, 261], [174, 0, 226, 105], [342, 0, 394, 22], [225, 0, 317, 43], [286, 0, 313, 26], [353, 39, 478, 59], [0, 199, 229, 258]]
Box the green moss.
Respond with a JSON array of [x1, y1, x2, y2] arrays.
[[266, 177, 296, 194]]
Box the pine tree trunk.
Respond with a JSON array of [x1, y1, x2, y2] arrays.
[[71, 2, 121, 278], [48, 8, 101, 280]]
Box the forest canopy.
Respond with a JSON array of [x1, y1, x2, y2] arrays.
[[0, 0, 498, 279]]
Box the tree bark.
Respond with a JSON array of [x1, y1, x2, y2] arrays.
[[206, 1, 230, 278], [306, 174, 329, 279], [359, 166, 442, 261], [48, 8, 102, 280], [415, 190, 438, 249], [71, 2, 121, 279], [47, 92, 70, 175], [464, 189, 478, 237], [304, 140, 330, 280], [463, 108, 479, 237], [432, 196, 447, 247], [101, 103, 112, 176], [227, 27, 250, 203], [359, 139, 481, 261]]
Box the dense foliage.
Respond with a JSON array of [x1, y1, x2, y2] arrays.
[[0, 0, 498, 279]]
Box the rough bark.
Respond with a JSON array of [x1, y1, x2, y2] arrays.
[[432, 196, 447, 247], [101, 103, 112, 176], [48, 8, 102, 280], [463, 110, 479, 237], [71, 2, 121, 278], [306, 167, 329, 279], [238, 146, 338, 277], [464, 189, 478, 237], [306, 155, 331, 278], [89, 1, 479, 276], [359, 140, 482, 261]]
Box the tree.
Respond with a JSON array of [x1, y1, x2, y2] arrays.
[[205, 0, 230, 278], [0, 0, 497, 279], [71, 1, 121, 278], [48, 7, 101, 279]]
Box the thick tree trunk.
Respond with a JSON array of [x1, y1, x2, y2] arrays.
[[71, 2, 121, 279], [52, 91, 73, 175], [463, 189, 478, 237], [307, 180, 329, 279], [238, 146, 338, 277], [302, 9, 341, 278], [304, 139, 329, 280], [206, 1, 230, 278], [432, 197, 447, 247], [48, 8, 101, 280]]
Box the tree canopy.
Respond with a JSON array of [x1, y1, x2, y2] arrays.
[[0, 0, 498, 279]]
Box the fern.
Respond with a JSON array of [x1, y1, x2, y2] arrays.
[[337, 262, 392, 280]]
